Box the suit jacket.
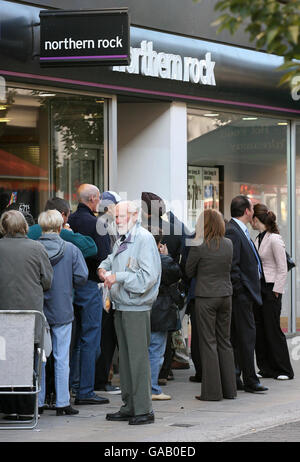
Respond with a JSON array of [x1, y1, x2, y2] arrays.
[[225, 219, 262, 305], [185, 237, 233, 298], [255, 232, 287, 294]]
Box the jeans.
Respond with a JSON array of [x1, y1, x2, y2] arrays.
[[39, 323, 72, 408], [69, 281, 103, 398], [149, 331, 168, 395]]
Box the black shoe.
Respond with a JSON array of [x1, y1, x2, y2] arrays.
[[75, 395, 109, 405], [56, 405, 79, 416], [244, 384, 268, 393], [189, 375, 202, 383], [106, 411, 131, 421], [128, 411, 155, 425]]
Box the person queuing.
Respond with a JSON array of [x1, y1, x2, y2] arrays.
[[94, 191, 122, 395], [149, 229, 182, 401], [68, 184, 110, 406], [252, 203, 294, 381], [186, 209, 237, 401], [98, 201, 161, 425], [27, 196, 98, 411], [0, 210, 53, 420], [38, 210, 88, 416], [28, 197, 98, 259], [225, 195, 268, 394]]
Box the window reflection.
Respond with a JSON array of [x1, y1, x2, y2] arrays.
[[0, 88, 105, 220], [187, 108, 290, 330]]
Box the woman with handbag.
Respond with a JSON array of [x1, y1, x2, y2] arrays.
[[251, 203, 294, 380], [185, 209, 237, 401]]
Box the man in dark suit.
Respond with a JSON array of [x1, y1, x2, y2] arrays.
[[225, 195, 268, 393]]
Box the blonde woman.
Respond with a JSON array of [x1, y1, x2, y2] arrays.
[[186, 209, 236, 401]]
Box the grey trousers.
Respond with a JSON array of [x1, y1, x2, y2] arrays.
[[114, 309, 152, 416], [195, 296, 237, 401]]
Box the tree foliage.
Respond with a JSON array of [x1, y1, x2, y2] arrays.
[[199, 0, 300, 87]]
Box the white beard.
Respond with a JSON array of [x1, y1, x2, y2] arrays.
[[117, 216, 136, 235]]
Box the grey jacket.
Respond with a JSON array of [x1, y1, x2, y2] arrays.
[[0, 234, 53, 341], [185, 237, 233, 298], [99, 223, 161, 311]]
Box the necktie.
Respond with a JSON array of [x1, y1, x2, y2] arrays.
[[115, 233, 131, 256], [244, 228, 262, 277]]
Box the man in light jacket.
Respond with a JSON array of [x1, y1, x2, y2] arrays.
[[98, 201, 161, 425]]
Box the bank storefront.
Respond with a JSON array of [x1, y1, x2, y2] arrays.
[[1, 0, 300, 332]]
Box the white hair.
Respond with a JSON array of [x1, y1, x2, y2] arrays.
[[38, 209, 63, 233], [117, 200, 140, 214]]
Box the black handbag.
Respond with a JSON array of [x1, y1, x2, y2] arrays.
[[286, 251, 296, 271]]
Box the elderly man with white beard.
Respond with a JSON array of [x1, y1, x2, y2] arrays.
[[97, 201, 161, 425]]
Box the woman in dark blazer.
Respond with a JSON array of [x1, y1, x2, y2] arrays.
[[186, 209, 236, 401]]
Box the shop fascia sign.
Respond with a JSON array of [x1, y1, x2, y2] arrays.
[[39, 8, 130, 67], [113, 40, 216, 86]]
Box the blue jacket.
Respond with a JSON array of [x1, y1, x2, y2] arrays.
[[28, 223, 97, 258], [68, 203, 111, 281], [39, 234, 88, 326]]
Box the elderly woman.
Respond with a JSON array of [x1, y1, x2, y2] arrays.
[[38, 210, 88, 416], [0, 210, 53, 420]]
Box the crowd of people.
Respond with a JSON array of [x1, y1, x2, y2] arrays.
[[0, 186, 294, 425]]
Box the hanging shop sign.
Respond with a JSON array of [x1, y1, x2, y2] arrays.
[[39, 8, 130, 67]]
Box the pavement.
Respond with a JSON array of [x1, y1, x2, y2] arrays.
[[1, 336, 300, 444]]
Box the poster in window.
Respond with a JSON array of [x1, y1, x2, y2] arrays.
[[203, 167, 219, 210], [187, 166, 220, 229], [187, 166, 203, 228]]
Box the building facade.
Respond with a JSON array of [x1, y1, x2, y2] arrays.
[[1, 0, 300, 332]]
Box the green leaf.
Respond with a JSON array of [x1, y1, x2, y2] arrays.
[[211, 13, 230, 27], [266, 27, 280, 45], [288, 25, 299, 44]]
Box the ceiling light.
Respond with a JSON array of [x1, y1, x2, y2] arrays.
[[0, 118, 10, 122], [203, 113, 219, 117], [242, 117, 258, 120], [96, 100, 104, 103], [277, 122, 288, 125], [38, 92, 56, 97]]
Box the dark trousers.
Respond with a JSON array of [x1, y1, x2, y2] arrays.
[[189, 299, 202, 379], [253, 281, 294, 379], [158, 332, 173, 380], [94, 309, 118, 389], [231, 291, 259, 388], [195, 296, 236, 400]]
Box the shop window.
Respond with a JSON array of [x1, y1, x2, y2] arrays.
[[0, 87, 105, 221], [187, 108, 290, 330]]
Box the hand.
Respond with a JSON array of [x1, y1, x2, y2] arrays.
[[159, 243, 168, 255], [104, 274, 117, 289], [97, 268, 107, 281], [274, 292, 279, 298], [63, 223, 72, 231]]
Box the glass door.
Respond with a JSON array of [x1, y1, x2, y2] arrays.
[[50, 94, 105, 211]]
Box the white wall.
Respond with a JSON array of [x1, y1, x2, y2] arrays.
[[117, 101, 187, 219]]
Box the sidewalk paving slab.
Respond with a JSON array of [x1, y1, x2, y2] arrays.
[[1, 337, 300, 443]]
